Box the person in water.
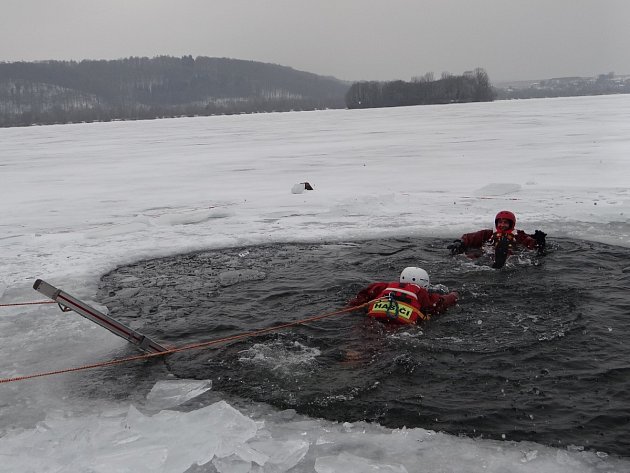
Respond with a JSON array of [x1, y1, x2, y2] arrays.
[[447, 210, 547, 268], [347, 266, 459, 324]]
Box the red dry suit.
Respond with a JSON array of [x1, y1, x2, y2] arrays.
[[459, 228, 537, 258], [458, 210, 539, 259], [348, 281, 458, 324]]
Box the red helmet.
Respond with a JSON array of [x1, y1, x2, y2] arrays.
[[495, 210, 516, 230]]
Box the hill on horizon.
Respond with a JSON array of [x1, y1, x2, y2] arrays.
[[0, 55, 350, 127]]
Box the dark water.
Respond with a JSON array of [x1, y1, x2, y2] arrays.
[[98, 238, 630, 456]]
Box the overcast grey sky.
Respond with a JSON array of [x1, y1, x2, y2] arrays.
[[2, 0, 629, 83]]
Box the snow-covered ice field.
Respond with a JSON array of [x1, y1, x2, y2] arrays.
[[1, 94, 629, 472]]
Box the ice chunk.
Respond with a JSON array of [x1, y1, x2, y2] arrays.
[[209, 402, 259, 458], [145, 379, 212, 410], [315, 452, 408, 473], [87, 444, 169, 473], [213, 455, 252, 473], [248, 439, 309, 472], [233, 443, 270, 465], [0, 400, 260, 473], [120, 401, 258, 471]]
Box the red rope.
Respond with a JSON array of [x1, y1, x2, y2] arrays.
[[0, 302, 369, 384], [0, 301, 55, 307], [459, 196, 521, 201]]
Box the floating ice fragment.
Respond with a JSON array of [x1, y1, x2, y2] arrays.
[[145, 379, 212, 410], [567, 445, 585, 452]]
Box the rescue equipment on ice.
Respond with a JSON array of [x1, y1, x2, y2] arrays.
[[33, 279, 168, 353]]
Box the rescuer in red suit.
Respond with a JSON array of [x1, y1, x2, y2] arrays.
[[447, 210, 547, 269], [348, 267, 458, 324]]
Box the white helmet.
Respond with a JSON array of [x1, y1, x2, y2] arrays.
[[399, 267, 430, 288]]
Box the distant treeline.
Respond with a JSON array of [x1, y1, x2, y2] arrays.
[[0, 56, 350, 127], [2, 58, 628, 127], [495, 73, 630, 99], [345, 68, 496, 108]]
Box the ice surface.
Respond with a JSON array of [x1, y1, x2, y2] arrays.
[[473, 182, 522, 197], [292, 183, 308, 194], [2, 95, 630, 472], [0, 401, 258, 472], [315, 452, 408, 473]]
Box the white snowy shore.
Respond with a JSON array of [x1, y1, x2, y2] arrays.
[[1, 94, 629, 472]]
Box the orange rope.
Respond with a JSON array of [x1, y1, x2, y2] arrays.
[[459, 196, 521, 201], [0, 302, 369, 384], [0, 301, 55, 307]]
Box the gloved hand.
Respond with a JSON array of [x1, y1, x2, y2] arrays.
[[492, 235, 510, 269], [443, 291, 458, 303], [533, 230, 547, 255], [428, 283, 449, 295], [447, 239, 466, 255]]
